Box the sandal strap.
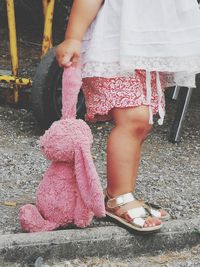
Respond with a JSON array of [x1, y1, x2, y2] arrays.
[[106, 192, 135, 209], [143, 202, 162, 217], [127, 207, 147, 228], [127, 207, 147, 219], [132, 218, 146, 228]]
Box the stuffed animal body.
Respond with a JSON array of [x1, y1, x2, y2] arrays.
[[19, 66, 106, 232]]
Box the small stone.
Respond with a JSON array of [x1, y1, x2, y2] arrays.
[[34, 257, 44, 267]]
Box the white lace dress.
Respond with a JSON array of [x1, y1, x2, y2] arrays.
[[81, 0, 200, 124]]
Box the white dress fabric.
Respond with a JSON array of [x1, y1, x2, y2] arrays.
[[81, 0, 200, 124]]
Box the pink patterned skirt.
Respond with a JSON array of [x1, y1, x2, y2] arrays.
[[82, 70, 166, 123]]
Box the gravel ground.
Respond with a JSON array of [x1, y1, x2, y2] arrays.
[[0, 88, 200, 234], [0, 25, 200, 234], [2, 246, 200, 267]]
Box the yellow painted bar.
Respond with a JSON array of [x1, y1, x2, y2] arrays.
[[6, 0, 19, 102], [42, 0, 48, 17], [0, 75, 32, 87], [42, 0, 55, 57], [6, 0, 18, 76]]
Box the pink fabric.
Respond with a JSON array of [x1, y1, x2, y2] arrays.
[[62, 66, 82, 119], [19, 66, 106, 233], [82, 70, 165, 123]]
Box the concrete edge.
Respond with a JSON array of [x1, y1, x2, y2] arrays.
[[0, 217, 200, 266]]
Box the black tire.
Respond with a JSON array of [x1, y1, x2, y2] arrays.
[[31, 47, 86, 129]]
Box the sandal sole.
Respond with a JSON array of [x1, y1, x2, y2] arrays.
[[106, 211, 163, 233]]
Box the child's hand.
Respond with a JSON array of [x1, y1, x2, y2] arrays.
[[56, 39, 81, 68]]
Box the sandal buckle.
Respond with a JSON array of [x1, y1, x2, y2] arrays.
[[106, 193, 135, 209]]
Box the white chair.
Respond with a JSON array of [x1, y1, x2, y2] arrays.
[[169, 0, 199, 142], [169, 86, 194, 142]]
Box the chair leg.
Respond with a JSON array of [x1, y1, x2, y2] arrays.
[[172, 85, 181, 100], [169, 87, 193, 143]]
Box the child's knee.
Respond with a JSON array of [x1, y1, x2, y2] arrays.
[[126, 118, 152, 141], [113, 106, 152, 140], [133, 122, 152, 140]]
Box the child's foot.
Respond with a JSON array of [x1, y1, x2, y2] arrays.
[[105, 191, 163, 233], [142, 201, 170, 221]]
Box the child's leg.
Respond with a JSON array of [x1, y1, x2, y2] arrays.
[[107, 105, 151, 197], [106, 105, 161, 227]]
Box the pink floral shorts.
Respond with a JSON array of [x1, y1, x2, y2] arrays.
[[82, 70, 165, 123]]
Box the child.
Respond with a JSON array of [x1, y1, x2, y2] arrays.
[[56, 0, 200, 232]]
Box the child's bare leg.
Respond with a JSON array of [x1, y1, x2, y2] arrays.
[[107, 105, 151, 196], [106, 105, 160, 227]]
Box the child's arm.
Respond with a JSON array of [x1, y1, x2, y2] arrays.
[[56, 0, 103, 67], [66, 0, 104, 41]]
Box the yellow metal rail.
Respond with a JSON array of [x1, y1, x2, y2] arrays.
[[5, 0, 19, 102], [42, 0, 55, 56], [6, 0, 18, 76], [0, 75, 32, 87]]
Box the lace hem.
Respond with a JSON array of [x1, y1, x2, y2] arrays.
[[81, 58, 198, 87]]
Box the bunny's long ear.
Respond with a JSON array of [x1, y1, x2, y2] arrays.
[[62, 65, 82, 119], [74, 145, 106, 218]]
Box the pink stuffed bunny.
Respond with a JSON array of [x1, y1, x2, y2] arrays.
[[19, 66, 106, 232]]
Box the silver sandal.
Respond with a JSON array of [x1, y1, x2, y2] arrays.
[[105, 191, 163, 233]]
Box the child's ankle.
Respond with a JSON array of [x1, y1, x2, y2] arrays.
[[106, 188, 134, 198]]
